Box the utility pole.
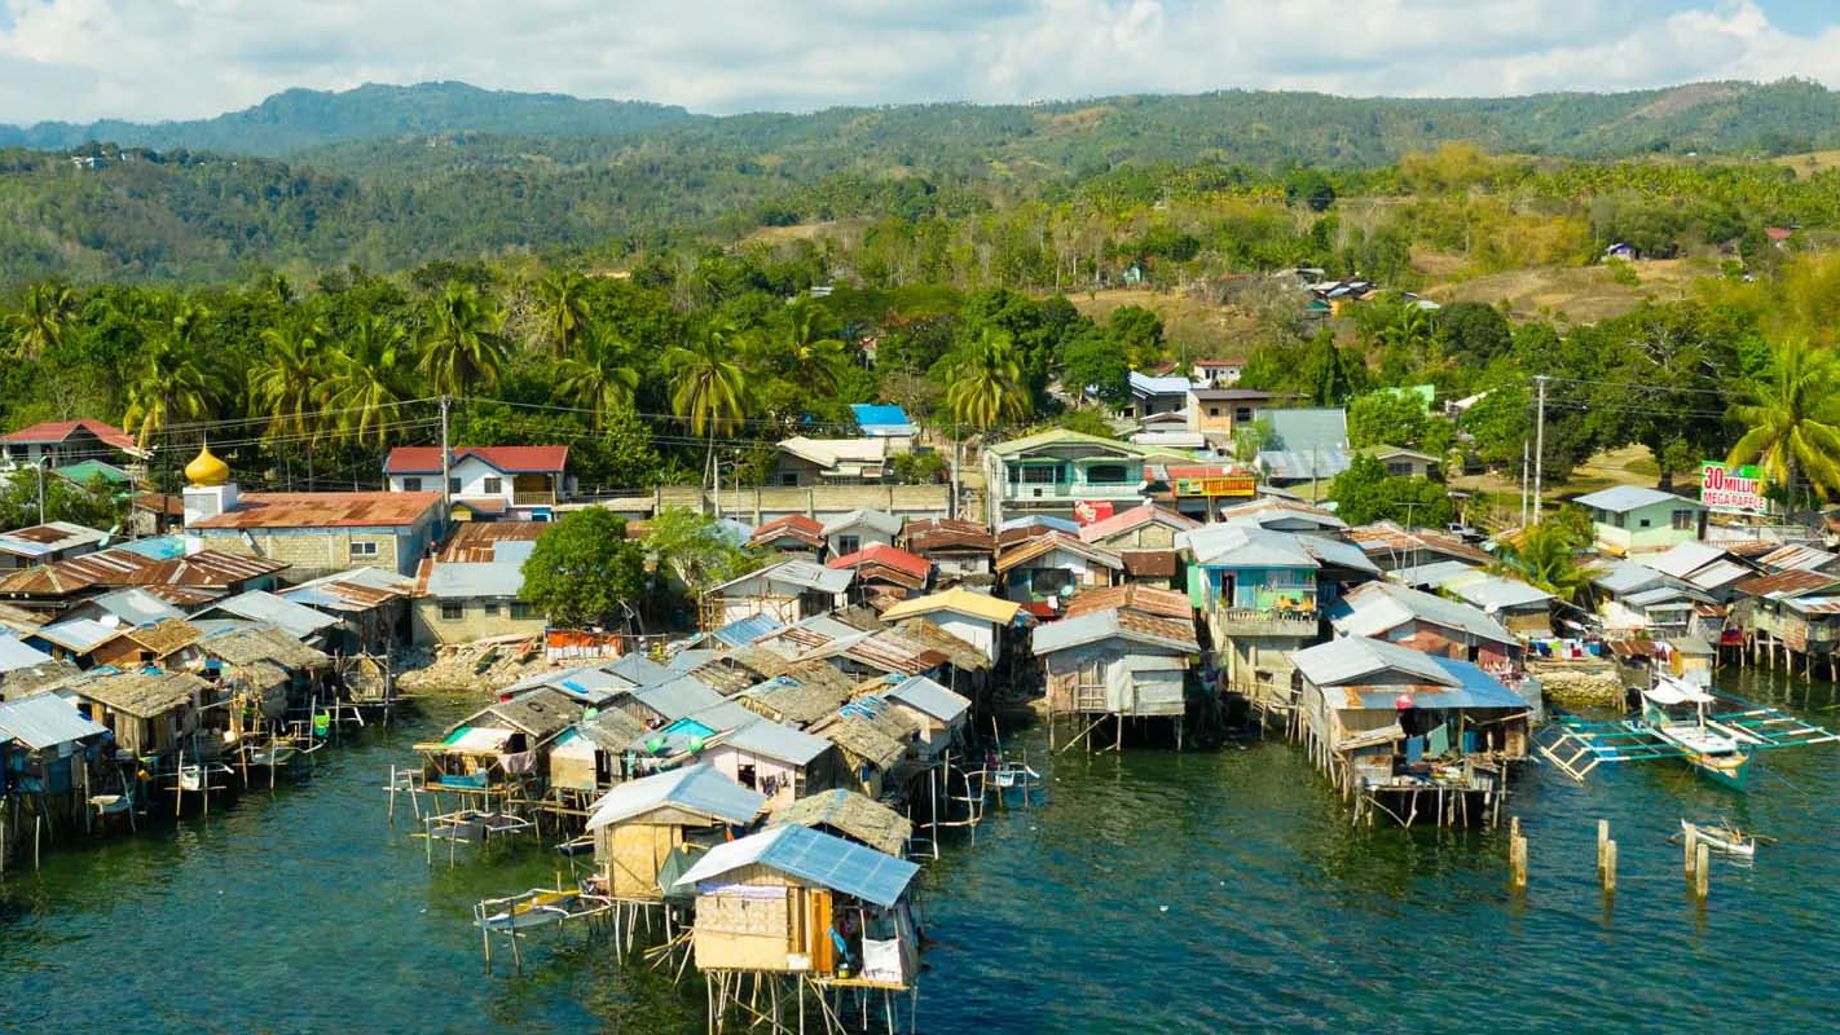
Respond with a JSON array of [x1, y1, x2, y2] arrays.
[[950, 421, 962, 521], [36, 456, 47, 525], [1532, 376, 1548, 524], [439, 395, 452, 511], [1521, 439, 1530, 528]]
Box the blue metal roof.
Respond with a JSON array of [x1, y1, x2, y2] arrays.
[[883, 675, 971, 723], [675, 823, 918, 907], [0, 632, 52, 672], [110, 534, 186, 560], [712, 613, 784, 648], [603, 653, 669, 687], [850, 404, 917, 435], [1573, 485, 1698, 514]]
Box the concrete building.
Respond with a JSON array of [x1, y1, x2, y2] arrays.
[[181, 445, 445, 579], [385, 445, 572, 522], [1574, 485, 1707, 557]]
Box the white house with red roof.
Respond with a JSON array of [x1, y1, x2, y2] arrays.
[[384, 446, 572, 522], [1, 419, 148, 472]]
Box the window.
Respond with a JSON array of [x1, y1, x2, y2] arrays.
[[510, 602, 536, 620], [482, 476, 503, 495], [778, 472, 801, 487], [349, 541, 379, 558], [402, 477, 423, 492], [448, 477, 461, 495], [1672, 509, 1696, 530], [836, 534, 860, 555], [1208, 407, 1221, 417], [439, 602, 465, 621], [482, 601, 501, 617], [1234, 407, 1254, 422], [1086, 464, 1130, 485], [1612, 512, 1627, 529], [1387, 462, 1413, 477], [1022, 465, 1063, 484], [1638, 518, 1651, 529]]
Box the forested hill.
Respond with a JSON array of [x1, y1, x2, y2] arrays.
[[7, 78, 1840, 284], [0, 82, 692, 156]]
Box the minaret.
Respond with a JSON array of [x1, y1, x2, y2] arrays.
[[181, 441, 238, 535]]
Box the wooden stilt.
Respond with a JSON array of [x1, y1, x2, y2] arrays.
[[1695, 843, 1711, 900], [1602, 839, 1617, 896]]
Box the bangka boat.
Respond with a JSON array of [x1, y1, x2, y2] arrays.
[[1641, 677, 1750, 790], [1680, 818, 1757, 858], [1536, 678, 1839, 790]]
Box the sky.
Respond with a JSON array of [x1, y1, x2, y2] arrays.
[[3, 0, 1840, 124]]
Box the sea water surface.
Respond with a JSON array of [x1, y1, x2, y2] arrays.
[[3, 669, 1838, 1033]]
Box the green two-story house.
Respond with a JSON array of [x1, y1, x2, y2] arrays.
[[983, 429, 1193, 525], [1573, 486, 1706, 558]]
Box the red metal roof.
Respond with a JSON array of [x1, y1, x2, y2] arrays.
[[901, 518, 995, 554], [827, 545, 931, 582], [1062, 584, 1192, 620], [384, 445, 569, 475], [748, 514, 826, 549], [1, 419, 139, 452], [190, 492, 444, 530]]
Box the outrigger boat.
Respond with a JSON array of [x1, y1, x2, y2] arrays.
[[1640, 676, 1750, 790], [1679, 818, 1758, 859], [1537, 675, 1840, 790]]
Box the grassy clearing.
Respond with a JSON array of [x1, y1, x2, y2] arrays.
[[1424, 258, 1712, 325]]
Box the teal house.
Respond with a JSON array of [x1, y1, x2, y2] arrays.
[[983, 429, 1189, 525], [1573, 486, 1706, 557]]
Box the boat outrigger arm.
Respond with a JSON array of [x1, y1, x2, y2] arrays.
[[1537, 681, 1840, 784]]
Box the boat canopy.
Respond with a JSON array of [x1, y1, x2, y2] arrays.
[[1643, 678, 1716, 707]]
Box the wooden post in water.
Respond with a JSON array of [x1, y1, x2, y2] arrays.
[[1683, 825, 1698, 881], [1509, 831, 1528, 891], [1596, 819, 1609, 877], [1602, 840, 1617, 896], [1695, 843, 1711, 900]]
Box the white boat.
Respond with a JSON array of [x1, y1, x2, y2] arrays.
[[1680, 818, 1756, 858], [1642, 677, 1751, 790]]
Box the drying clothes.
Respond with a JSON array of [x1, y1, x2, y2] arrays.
[[1426, 723, 1451, 758], [498, 750, 537, 774]]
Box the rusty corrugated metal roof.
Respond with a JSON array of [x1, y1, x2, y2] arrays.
[[190, 492, 443, 529]]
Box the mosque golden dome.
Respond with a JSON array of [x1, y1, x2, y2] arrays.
[[184, 444, 230, 488]]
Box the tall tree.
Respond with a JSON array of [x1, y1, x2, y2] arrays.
[[943, 329, 1031, 432], [664, 325, 747, 488], [123, 338, 212, 449], [531, 270, 590, 356], [325, 313, 409, 446], [780, 304, 849, 396], [417, 282, 509, 396], [250, 316, 332, 442], [1727, 337, 1840, 510], [8, 281, 76, 360], [519, 508, 648, 628], [555, 323, 640, 429]]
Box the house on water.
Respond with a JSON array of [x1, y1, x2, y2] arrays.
[[1291, 636, 1532, 827], [584, 762, 766, 901], [674, 823, 922, 988], [770, 788, 913, 857], [995, 531, 1122, 609], [1031, 595, 1200, 749], [703, 561, 853, 630]]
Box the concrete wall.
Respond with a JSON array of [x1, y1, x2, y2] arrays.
[[198, 516, 438, 580], [1089, 523, 1179, 550], [574, 484, 954, 525], [411, 597, 545, 646]]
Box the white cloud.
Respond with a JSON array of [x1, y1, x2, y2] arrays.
[[0, 0, 1836, 124]]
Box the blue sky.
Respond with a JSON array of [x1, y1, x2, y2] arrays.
[[1, 1, 1839, 123]]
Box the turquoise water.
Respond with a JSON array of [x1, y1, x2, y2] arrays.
[[4, 670, 1838, 1033]]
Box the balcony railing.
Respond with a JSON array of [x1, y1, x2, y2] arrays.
[[512, 490, 556, 506], [1209, 606, 1320, 638], [1001, 481, 1144, 501]]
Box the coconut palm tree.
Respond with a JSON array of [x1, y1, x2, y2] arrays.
[[664, 325, 747, 488], [8, 281, 76, 360], [555, 323, 640, 429], [782, 304, 849, 396], [324, 313, 409, 446], [417, 282, 509, 396], [531, 270, 591, 357], [1727, 337, 1840, 512], [1493, 519, 1598, 604], [943, 329, 1031, 433], [250, 317, 332, 442], [123, 339, 212, 450]]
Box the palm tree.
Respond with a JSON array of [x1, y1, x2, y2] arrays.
[[1493, 520, 1598, 604], [555, 323, 640, 429], [782, 304, 849, 396], [8, 281, 76, 360], [324, 313, 408, 446], [250, 317, 332, 442], [1727, 337, 1840, 513], [417, 282, 509, 396], [123, 338, 212, 449], [664, 325, 747, 488], [943, 329, 1031, 433], [531, 270, 590, 356]]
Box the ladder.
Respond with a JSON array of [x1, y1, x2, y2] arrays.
[[1535, 729, 1608, 783]]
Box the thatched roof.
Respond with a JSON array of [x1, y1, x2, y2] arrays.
[[741, 677, 852, 727], [198, 625, 329, 671], [123, 618, 203, 658], [577, 708, 651, 750], [479, 688, 581, 743], [811, 710, 912, 771], [770, 789, 913, 857], [74, 670, 206, 719], [0, 658, 83, 698]]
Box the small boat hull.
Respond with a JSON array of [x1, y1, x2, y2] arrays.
[[1685, 749, 1749, 791], [1681, 819, 1756, 858]]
